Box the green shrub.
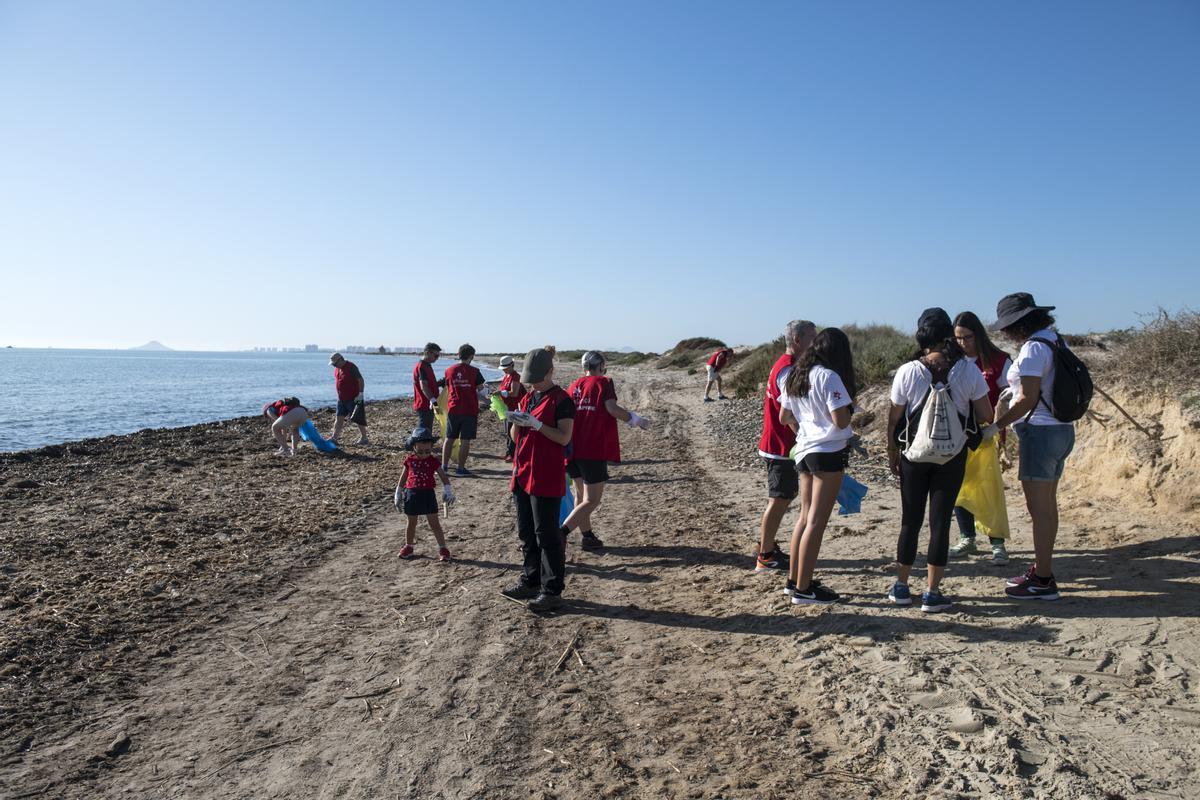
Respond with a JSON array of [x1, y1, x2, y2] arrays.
[[728, 337, 785, 398], [844, 324, 913, 389], [558, 349, 657, 367], [658, 337, 726, 369]]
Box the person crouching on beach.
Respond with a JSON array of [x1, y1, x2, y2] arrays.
[[560, 351, 651, 551], [395, 428, 455, 562], [496, 355, 525, 463], [778, 328, 857, 605], [502, 348, 575, 613], [703, 347, 734, 402], [263, 397, 309, 456]]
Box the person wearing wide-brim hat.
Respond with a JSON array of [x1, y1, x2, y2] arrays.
[[501, 348, 575, 613], [988, 292, 1074, 601], [395, 426, 454, 562], [493, 355, 525, 463]]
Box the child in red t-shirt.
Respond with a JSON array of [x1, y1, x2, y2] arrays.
[[395, 429, 455, 561]]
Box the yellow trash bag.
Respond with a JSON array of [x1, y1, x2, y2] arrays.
[[956, 438, 1010, 539], [433, 390, 461, 463]]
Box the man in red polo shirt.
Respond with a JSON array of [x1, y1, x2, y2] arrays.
[[329, 352, 368, 445], [703, 346, 734, 402], [412, 342, 441, 431], [442, 343, 487, 476], [502, 348, 575, 613], [755, 320, 816, 573]]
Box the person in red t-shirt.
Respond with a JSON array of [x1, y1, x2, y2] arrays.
[[262, 396, 309, 456], [703, 347, 734, 402], [494, 355, 525, 463], [394, 428, 455, 561], [755, 320, 817, 572], [502, 348, 575, 613], [329, 353, 368, 446], [442, 343, 488, 476], [560, 351, 651, 550], [412, 342, 442, 431]]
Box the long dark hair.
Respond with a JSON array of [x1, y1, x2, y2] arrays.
[[911, 319, 964, 368], [786, 328, 857, 400], [954, 311, 1009, 364]]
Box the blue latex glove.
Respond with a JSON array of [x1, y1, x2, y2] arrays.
[[837, 475, 868, 515]]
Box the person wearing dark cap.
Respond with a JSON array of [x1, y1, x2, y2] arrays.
[[502, 348, 576, 612], [885, 308, 993, 612], [989, 293, 1074, 601]]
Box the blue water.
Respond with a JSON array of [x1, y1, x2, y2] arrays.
[[0, 349, 501, 452]]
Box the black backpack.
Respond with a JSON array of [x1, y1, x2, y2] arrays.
[[1027, 335, 1093, 423]]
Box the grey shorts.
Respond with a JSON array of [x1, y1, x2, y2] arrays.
[[1014, 422, 1075, 482]]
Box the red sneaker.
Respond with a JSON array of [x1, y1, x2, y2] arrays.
[[398, 544, 414, 559]]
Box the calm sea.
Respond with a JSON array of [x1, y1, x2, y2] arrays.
[[0, 349, 502, 453]]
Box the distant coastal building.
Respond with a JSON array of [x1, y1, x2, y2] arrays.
[[304, 344, 319, 352]]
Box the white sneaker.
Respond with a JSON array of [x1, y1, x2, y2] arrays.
[[274, 446, 292, 457], [991, 542, 1009, 565]]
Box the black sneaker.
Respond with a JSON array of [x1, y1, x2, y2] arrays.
[[500, 582, 539, 601], [528, 592, 564, 613], [580, 531, 604, 550], [791, 583, 840, 605]]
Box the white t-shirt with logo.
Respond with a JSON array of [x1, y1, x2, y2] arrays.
[[1007, 328, 1061, 426], [777, 365, 855, 460], [890, 358, 989, 419]]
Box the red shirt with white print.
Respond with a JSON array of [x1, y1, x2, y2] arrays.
[[567, 375, 620, 463], [404, 454, 439, 490]]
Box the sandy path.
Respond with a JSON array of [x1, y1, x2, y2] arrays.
[[6, 366, 1200, 799]]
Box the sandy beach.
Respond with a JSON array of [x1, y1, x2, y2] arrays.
[[2, 361, 1199, 799]]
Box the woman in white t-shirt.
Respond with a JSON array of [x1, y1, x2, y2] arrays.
[[777, 328, 857, 606], [886, 309, 993, 613], [988, 293, 1074, 601]]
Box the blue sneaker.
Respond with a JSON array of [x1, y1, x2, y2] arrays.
[[887, 581, 912, 607], [455, 467, 472, 477], [921, 590, 953, 613]]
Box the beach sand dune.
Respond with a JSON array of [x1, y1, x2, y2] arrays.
[[2, 364, 1198, 798]]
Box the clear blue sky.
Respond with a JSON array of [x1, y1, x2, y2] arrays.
[[1, 1, 1197, 352]]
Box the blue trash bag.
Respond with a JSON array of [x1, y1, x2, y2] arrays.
[[298, 419, 339, 453], [837, 474, 868, 515], [559, 480, 574, 526]]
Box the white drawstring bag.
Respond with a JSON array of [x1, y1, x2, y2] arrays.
[[901, 381, 969, 464]]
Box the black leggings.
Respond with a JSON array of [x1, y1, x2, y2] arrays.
[[513, 488, 566, 595], [897, 449, 968, 568]]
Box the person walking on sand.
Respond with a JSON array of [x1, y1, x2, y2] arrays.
[[755, 320, 817, 573], [443, 344, 487, 476], [989, 293, 1083, 601], [496, 355, 525, 463], [703, 347, 734, 401], [501, 348, 575, 613], [329, 353, 368, 445], [395, 428, 455, 562], [412, 342, 442, 432], [949, 311, 1013, 565], [886, 309, 994, 613], [560, 351, 652, 551], [778, 328, 857, 605], [263, 397, 309, 456]]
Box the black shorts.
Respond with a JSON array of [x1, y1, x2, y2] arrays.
[[566, 458, 609, 485], [797, 446, 849, 474], [402, 488, 439, 516], [446, 414, 478, 440], [765, 457, 799, 499], [416, 408, 434, 431]]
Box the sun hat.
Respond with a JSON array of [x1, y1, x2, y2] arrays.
[[406, 427, 439, 449], [499, 355, 515, 368], [521, 348, 555, 384], [988, 292, 1056, 331], [329, 352, 344, 365]]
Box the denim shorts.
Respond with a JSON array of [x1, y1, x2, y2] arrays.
[[1013, 422, 1075, 482]]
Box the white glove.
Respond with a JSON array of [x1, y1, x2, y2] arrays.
[[393, 485, 403, 511], [981, 423, 999, 442], [442, 484, 456, 505], [627, 411, 651, 430], [509, 411, 543, 431]]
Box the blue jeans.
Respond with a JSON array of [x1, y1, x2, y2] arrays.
[[1013, 422, 1075, 482]]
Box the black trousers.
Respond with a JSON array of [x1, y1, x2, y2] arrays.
[[503, 420, 516, 459], [897, 449, 968, 568], [954, 506, 1004, 546], [513, 487, 566, 595]]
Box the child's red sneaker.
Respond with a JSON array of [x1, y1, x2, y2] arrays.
[[438, 547, 452, 562], [398, 544, 415, 559]]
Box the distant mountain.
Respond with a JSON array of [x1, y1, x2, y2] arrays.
[[130, 340, 173, 351]]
